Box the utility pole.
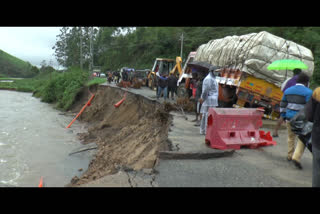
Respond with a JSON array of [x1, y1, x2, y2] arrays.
[[89, 26, 94, 72], [180, 33, 184, 61], [80, 27, 83, 70]]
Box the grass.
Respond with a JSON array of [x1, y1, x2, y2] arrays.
[[0, 77, 23, 80], [0, 68, 109, 111], [35, 68, 90, 110], [86, 77, 107, 87], [0, 78, 39, 92], [0, 67, 94, 111], [0, 49, 31, 70]]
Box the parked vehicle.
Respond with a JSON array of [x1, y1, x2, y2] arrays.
[[132, 69, 149, 87], [193, 31, 314, 120]]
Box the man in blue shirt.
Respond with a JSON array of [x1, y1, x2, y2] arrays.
[[273, 68, 302, 137], [280, 72, 313, 169]]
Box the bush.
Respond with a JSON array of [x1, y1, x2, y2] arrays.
[[36, 67, 89, 110], [0, 66, 93, 111]]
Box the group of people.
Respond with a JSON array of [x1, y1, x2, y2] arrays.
[[156, 73, 178, 101], [104, 71, 121, 84], [156, 66, 220, 135], [188, 66, 320, 187], [270, 68, 320, 187]]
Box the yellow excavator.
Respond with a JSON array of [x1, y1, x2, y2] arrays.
[[147, 52, 196, 97], [147, 58, 176, 90]]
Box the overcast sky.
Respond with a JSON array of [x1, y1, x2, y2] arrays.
[[0, 27, 62, 69]]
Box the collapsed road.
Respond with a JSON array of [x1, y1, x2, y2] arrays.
[[66, 83, 312, 187], [66, 84, 172, 186]]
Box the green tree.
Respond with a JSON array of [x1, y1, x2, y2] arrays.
[[54, 27, 320, 87]]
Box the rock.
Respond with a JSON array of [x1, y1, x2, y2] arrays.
[[70, 176, 80, 184], [142, 168, 153, 175]]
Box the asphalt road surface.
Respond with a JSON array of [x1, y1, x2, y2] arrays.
[[97, 82, 313, 187]]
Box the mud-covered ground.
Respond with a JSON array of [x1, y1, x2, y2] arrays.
[[66, 85, 172, 186]]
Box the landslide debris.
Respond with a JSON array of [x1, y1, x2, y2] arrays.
[[67, 85, 172, 186]]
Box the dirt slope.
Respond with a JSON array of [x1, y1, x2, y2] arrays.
[[67, 85, 172, 186]]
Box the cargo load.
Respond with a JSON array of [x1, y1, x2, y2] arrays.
[[194, 31, 314, 87]]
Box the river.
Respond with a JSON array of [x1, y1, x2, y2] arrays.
[[0, 90, 93, 187]]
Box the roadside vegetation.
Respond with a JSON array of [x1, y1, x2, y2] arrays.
[[53, 27, 320, 88], [2, 27, 320, 111], [0, 66, 106, 111], [86, 77, 106, 87], [33, 67, 90, 110], [0, 49, 39, 78]]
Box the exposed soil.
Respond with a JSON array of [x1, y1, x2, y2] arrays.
[[67, 85, 172, 186]]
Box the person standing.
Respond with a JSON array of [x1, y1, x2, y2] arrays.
[[280, 72, 312, 169], [199, 66, 220, 135], [273, 68, 302, 137], [190, 72, 198, 99], [305, 87, 320, 186], [108, 71, 112, 83], [114, 71, 119, 84], [168, 73, 178, 100], [194, 72, 205, 127], [157, 74, 168, 101]]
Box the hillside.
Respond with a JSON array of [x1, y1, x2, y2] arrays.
[[0, 49, 38, 78]]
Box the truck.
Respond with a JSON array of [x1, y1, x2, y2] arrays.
[[131, 69, 149, 88], [117, 67, 135, 88], [193, 31, 314, 120]]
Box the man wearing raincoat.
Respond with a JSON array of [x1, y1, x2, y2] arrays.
[[199, 66, 220, 135]]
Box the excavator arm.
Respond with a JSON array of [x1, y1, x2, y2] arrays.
[[169, 56, 183, 77]]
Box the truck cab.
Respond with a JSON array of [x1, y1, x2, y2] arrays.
[[216, 68, 283, 120]]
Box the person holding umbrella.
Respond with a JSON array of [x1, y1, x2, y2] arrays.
[[267, 59, 307, 138], [199, 66, 220, 135], [273, 68, 302, 137], [280, 72, 312, 169]]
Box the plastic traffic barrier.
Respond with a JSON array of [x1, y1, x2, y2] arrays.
[[205, 108, 276, 150]]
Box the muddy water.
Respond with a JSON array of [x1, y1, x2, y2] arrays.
[[0, 90, 92, 187]]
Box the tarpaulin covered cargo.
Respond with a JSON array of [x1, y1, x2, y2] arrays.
[[194, 31, 314, 87]]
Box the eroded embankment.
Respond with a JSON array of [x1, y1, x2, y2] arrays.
[[68, 85, 172, 186]]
